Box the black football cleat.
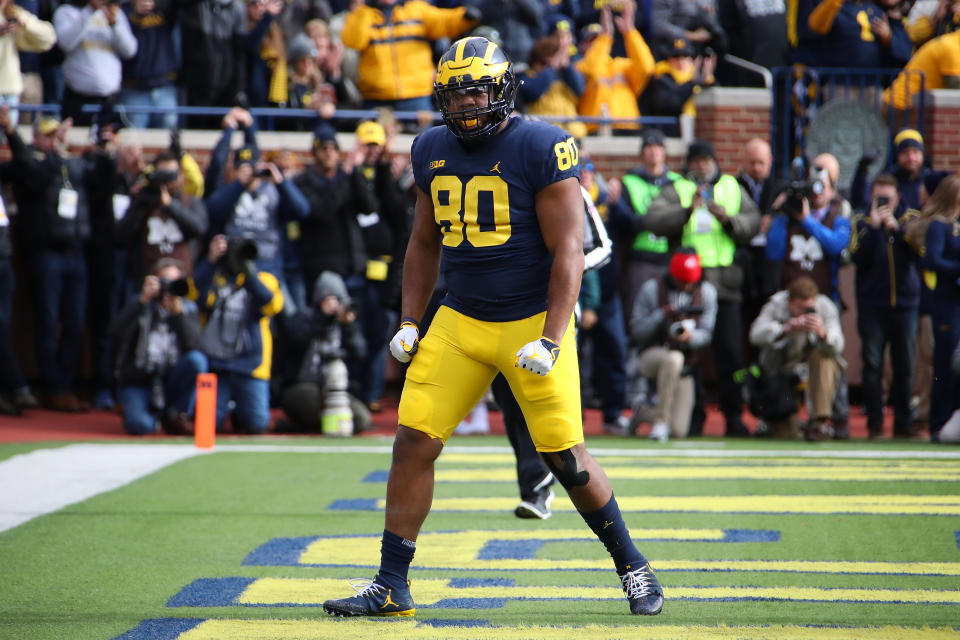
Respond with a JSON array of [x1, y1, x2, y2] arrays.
[[323, 578, 415, 617], [619, 563, 664, 615]]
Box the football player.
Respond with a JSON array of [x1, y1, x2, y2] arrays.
[[323, 36, 663, 618]]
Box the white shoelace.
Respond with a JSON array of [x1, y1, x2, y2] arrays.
[[348, 578, 386, 597], [620, 567, 653, 599]]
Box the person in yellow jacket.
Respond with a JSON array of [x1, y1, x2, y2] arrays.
[[576, 0, 655, 134], [885, 28, 960, 110], [340, 0, 479, 109]]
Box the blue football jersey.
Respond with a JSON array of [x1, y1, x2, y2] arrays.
[[411, 117, 581, 322]]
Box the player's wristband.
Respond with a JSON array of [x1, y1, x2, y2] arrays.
[[400, 317, 419, 330]]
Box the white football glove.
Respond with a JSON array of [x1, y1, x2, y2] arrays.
[[389, 319, 420, 363], [515, 337, 561, 376]]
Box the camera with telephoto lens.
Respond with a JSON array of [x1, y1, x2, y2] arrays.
[[225, 237, 258, 276], [159, 277, 189, 298], [779, 157, 826, 216], [141, 168, 180, 204]]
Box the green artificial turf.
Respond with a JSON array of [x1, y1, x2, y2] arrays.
[[0, 437, 958, 639]]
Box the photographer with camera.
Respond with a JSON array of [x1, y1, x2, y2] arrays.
[[205, 111, 309, 283], [628, 250, 717, 441], [277, 270, 368, 435], [645, 138, 759, 437], [115, 150, 208, 283], [850, 175, 921, 439], [110, 258, 207, 435], [193, 234, 284, 434], [749, 276, 844, 440], [766, 153, 851, 304]]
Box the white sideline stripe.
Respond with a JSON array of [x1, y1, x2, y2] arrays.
[[0, 444, 204, 534], [212, 444, 960, 459], [2, 441, 958, 534]]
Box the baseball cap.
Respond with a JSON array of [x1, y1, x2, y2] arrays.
[[312, 123, 339, 149], [894, 128, 924, 154], [667, 37, 694, 58], [640, 128, 666, 150], [669, 251, 702, 284], [234, 144, 260, 168], [33, 116, 60, 137], [686, 138, 715, 163], [356, 121, 386, 147], [579, 23, 603, 43], [546, 13, 573, 35]]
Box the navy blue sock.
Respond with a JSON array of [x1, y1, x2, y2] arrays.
[[375, 529, 416, 591], [579, 494, 646, 575]]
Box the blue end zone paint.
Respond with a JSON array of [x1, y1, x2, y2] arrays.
[[418, 619, 493, 628], [363, 470, 390, 483], [430, 598, 509, 609], [449, 578, 516, 588], [723, 529, 780, 542], [167, 578, 255, 607], [111, 618, 205, 640], [242, 536, 318, 566], [955, 531, 959, 549], [478, 539, 543, 560], [329, 498, 380, 510]]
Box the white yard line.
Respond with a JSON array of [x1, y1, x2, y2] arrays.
[[0, 443, 205, 533], [1, 441, 958, 534]]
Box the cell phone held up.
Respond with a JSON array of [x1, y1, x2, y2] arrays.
[[875, 196, 890, 209]]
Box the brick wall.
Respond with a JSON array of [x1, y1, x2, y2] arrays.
[[923, 90, 960, 173]]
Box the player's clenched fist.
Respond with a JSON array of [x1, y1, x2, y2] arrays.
[[515, 337, 560, 376], [389, 318, 420, 363]]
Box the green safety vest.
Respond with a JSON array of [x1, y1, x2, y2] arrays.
[[673, 174, 742, 268], [622, 171, 682, 254]]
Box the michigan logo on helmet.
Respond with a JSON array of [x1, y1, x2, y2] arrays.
[[434, 37, 518, 142]]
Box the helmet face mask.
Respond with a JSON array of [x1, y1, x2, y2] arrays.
[[434, 37, 518, 142]]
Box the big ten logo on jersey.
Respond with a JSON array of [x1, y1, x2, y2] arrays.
[[431, 175, 511, 248], [789, 234, 823, 272], [554, 137, 579, 172], [430, 159, 445, 169], [234, 192, 272, 232], [146, 215, 184, 254]]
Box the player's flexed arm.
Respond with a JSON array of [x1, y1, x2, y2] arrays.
[[389, 185, 442, 362], [515, 176, 585, 375]]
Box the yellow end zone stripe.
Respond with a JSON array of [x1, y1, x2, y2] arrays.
[[235, 577, 960, 605], [418, 495, 960, 515], [433, 467, 959, 482], [178, 620, 960, 640]]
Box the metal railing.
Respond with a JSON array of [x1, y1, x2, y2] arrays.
[[15, 103, 678, 132], [770, 66, 926, 180]]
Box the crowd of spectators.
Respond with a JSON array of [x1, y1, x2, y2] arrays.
[[1, 0, 959, 445]]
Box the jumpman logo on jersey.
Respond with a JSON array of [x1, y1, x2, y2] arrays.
[[490, 161, 502, 174], [381, 589, 399, 610], [603, 520, 614, 529]]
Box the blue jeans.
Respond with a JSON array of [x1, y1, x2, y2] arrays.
[[858, 306, 917, 432], [119, 350, 208, 435], [117, 85, 179, 129], [214, 371, 270, 433], [0, 259, 26, 392], [29, 250, 87, 393]]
